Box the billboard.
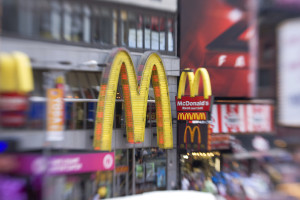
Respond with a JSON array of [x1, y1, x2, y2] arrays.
[[93, 48, 173, 151], [179, 0, 255, 97], [210, 104, 274, 133], [277, 18, 300, 127]]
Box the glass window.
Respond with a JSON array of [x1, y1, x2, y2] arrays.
[[32, 70, 46, 97], [128, 13, 137, 48], [100, 8, 113, 45], [137, 15, 143, 48], [66, 72, 82, 98], [83, 5, 91, 43], [71, 3, 83, 42], [77, 72, 93, 99], [135, 148, 166, 194], [121, 10, 128, 46], [2, 0, 18, 33], [167, 18, 174, 52], [86, 72, 101, 98], [18, 0, 37, 37], [50, 0, 61, 40], [39, 0, 52, 39], [151, 16, 159, 51], [91, 7, 100, 43], [144, 16, 151, 49], [159, 17, 166, 51], [63, 2, 72, 41]]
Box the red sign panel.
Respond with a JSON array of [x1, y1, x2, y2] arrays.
[[176, 96, 212, 112]]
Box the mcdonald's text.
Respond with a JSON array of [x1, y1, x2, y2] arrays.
[[176, 96, 212, 112]]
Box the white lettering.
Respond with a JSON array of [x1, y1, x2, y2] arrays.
[[235, 56, 245, 68], [218, 55, 227, 66]]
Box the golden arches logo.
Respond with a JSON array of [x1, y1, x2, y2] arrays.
[[184, 126, 201, 144], [177, 112, 207, 120], [177, 68, 212, 99], [93, 48, 173, 151]]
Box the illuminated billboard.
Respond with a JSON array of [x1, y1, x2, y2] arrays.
[[179, 0, 256, 97]]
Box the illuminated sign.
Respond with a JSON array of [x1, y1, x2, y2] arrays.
[[184, 125, 201, 144], [177, 68, 212, 100], [93, 48, 173, 151], [178, 123, 208, 151], [177, 112, 207, 121], [176, 68, 213, 122]]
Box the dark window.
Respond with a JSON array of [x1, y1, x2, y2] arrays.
[[258, 68, 272, 87]]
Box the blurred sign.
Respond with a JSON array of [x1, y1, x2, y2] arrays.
[[278, 19, 300, 127], [210, 104, 274, 133], [17, 152, 114, 175], [46, 88, 64, 141], [180, 0, 256, 97]]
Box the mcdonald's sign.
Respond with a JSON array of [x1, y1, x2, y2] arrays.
[[175, 68, 213, 121], [184, 126, 201, 144], [178, 122, 208, 151], [177, 112, 207, 121], [93, 48, 173, 151]]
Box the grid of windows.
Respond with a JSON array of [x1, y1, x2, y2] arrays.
[[2, 0, 176, 55]]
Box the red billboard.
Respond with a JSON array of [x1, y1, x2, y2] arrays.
[[179, 0, 256, 97]]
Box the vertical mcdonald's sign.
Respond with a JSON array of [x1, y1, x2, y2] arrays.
[[176, 68, 213, 151], [93, 48, 173, 151], [0, 52, 34, 127]]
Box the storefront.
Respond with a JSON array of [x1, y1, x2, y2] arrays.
[[0, 152, 114, 200]]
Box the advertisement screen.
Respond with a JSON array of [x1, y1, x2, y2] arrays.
[[179, 0, 256, 97]]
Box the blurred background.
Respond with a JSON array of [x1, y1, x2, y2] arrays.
[[1, 0, 300, 199]]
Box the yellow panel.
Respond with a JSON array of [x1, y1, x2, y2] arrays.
[[12, 52, 34, 93], [0, 53, 17, 92], [94, 48, 173, 151]]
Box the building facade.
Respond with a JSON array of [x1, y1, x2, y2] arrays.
[[0, 0, 180, 199]]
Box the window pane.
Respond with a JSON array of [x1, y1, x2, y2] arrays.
[[32, 70, 45, 97], [151, 16, 159, 50], [71, 3, 83, 42], [128, 13, 137, 48], [121, 10, 128, 46], [144, 16, 151, 49], [159, 17, 166, 51], [63, 2, 72, 41], [2, 0, 18, 33], [83, 5, 91, 43], [167, 18, 174, 52], [50, 1, 61, 40], [100, 8, 113, 45], [92, 7, 100, 43], [66, 72, 82, 98], [76, 72, 93, 99], [137, 15, 143, 48], [39, 0, 52, 39], [86, 72, 101, 98]]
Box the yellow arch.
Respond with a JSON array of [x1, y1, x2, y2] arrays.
[[177, 68, 211, 99], [183, 126, 201, 144], [93, 48, 173, 151]]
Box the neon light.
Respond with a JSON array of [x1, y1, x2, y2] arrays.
[[93, 49, 173, 151]]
